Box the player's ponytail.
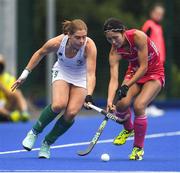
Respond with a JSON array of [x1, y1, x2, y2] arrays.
[[62, 20, 72, 35]]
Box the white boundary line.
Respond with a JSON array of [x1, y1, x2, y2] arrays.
[[0, 171, 180, 173], [0, 131, 180, 155]]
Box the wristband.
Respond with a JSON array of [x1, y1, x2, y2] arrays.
[[19, 69, 30, 80]]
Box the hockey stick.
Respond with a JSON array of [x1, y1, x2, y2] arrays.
[[77, 104, 129, 156], [77, 117, 108, 156], [86, 103, 129, 124]]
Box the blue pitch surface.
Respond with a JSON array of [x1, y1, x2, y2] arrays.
[[0, 108, 180, 172]]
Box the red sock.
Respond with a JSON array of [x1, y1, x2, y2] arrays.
[[116, 108, 133, 131], [134, 115, 147, 148]]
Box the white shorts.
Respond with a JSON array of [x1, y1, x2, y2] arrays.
[[52, 67, 87, 89]]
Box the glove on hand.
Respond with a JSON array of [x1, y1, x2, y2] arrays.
[[84, 95, 94, 110], [117, 85, 129, 100]]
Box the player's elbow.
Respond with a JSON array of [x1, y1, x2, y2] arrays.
[[36, 49, 43, 57], [35, 48, 47, 58]]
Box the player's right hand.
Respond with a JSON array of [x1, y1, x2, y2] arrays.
[[11, 69, 30, 92], [11, 78, 25, 92]]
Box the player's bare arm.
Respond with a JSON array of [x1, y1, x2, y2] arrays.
[[11, 35, 64, 91], [125, 30, 148, 87], [85, 38, 97, 96], [26, 35, 63, 71], [107, 47, 121, 110]]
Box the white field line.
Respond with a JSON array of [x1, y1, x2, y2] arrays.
[[0, 171, 180, 173], [0, 131, 180, 155]]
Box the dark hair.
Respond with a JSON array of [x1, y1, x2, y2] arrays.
[[103, 18, 126, 33], [62, 19, 88, 35], [150, 3, 165, 12]]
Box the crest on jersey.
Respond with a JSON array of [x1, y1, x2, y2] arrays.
[[77, 60, 84, 66], [59, 52, 63, 56]]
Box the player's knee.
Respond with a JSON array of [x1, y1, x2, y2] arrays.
[[116, 99, 130, 112], [65, 109, 78, 119], [51, 103, 66, 113], [133, 101, 146, 114]]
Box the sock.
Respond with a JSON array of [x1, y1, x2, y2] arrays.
[[116, 108, 133, 131], [44, 115, 74, 145], [32, 105, 59, 134], [134, 115, 147, 148]]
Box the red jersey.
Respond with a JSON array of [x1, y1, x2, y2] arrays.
[[142, 20, 166, 64], [116, 29, 165, 86]]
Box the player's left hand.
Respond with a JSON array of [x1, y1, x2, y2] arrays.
[[84, 95, 94, 110], [117, 84, 129, 100], [107, 104, 116, 113]]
